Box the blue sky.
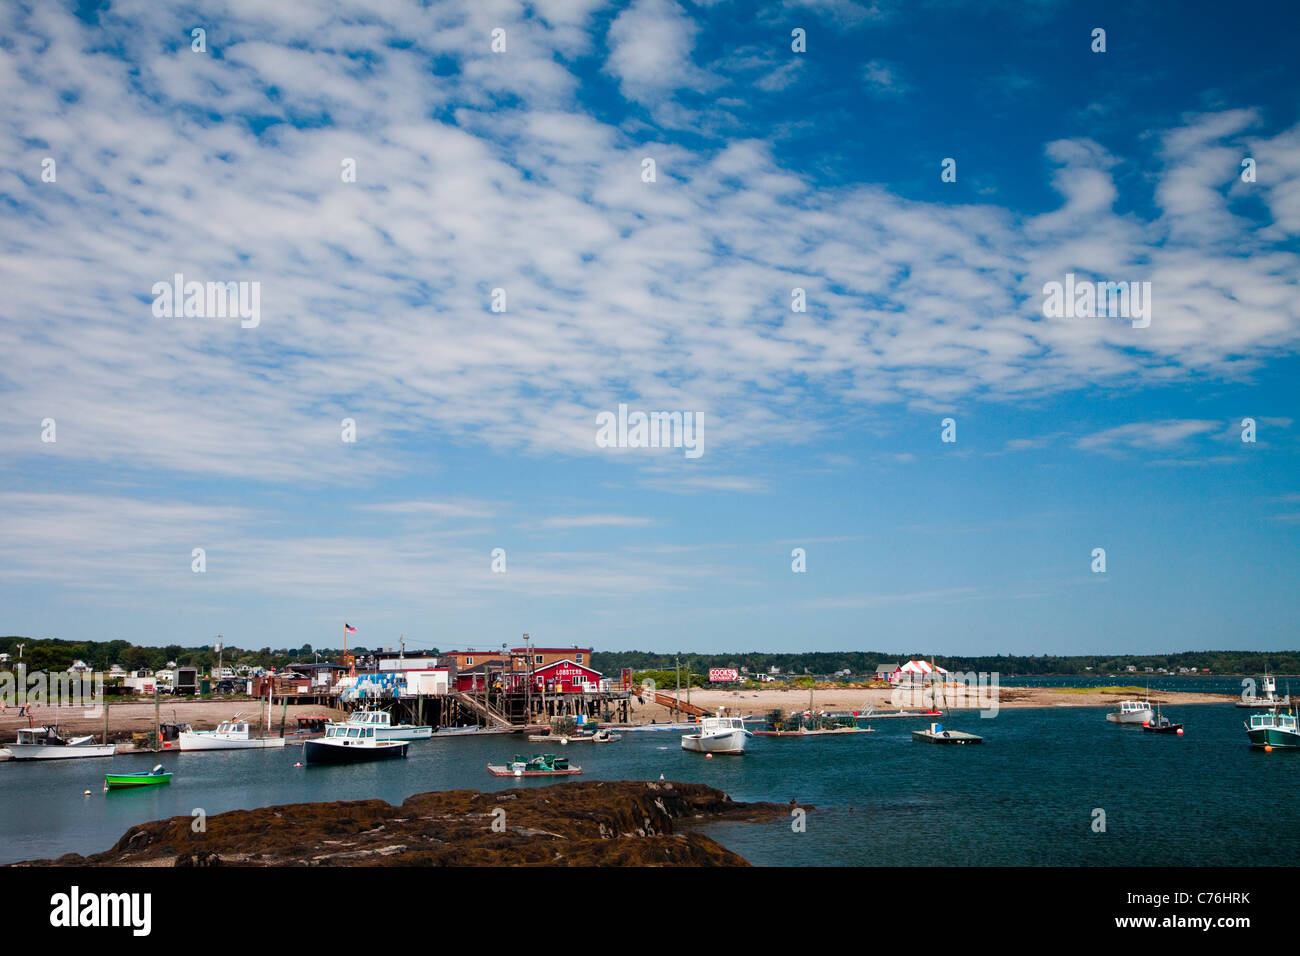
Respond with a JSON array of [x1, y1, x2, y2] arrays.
[[1, 0, 1298, 656]]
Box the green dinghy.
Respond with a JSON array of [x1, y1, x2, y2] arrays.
[[105, 764, 172, 790]]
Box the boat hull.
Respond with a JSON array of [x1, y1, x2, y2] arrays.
[[1144, 720, 1183, 734], [1238, 697, 1292, 709], [527, 732, 623, 743], [487, 764, 582, 777], [1247, 727, 1300, 749], [376, 726, 432, 741], [1106, 710, 1153, 724], [178, 732, 287, 751], [8, 743, 116, 760], [681, 729, 749, 754], [105, 773, 172, 789], [303, 739, 408, 764], [912, 729, 983, 744]]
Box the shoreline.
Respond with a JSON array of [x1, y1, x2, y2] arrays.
[[626, 685, 1240, 722], [0, 686, 1244, 742], [13, 780, 790, 867]]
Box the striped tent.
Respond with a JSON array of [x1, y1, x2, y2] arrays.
[[892, 660, 949, 683]]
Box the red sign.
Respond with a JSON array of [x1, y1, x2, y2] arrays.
[[709, 668, 739, 682]]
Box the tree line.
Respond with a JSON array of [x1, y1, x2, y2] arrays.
[[0, 637, 369, 674], [592, 649, 1300, 677], [4, 637, 1297, 678]]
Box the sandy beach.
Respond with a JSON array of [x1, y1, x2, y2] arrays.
[[626, 684, 1239, 723], [0, 684, 1240, 743]]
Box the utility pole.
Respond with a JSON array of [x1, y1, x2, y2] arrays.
[[523, 634, 532, 724], [675, 655, 681, 717]]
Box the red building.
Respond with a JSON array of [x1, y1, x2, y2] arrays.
[[523, 659, 604, 694]]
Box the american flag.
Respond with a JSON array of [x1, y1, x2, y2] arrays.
[[344, 623, 357, 634]]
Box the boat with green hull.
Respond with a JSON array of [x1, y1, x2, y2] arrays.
[[1246, 708, 1300, 749], [105, 765, 172, 790]]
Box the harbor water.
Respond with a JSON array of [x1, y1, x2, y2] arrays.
[[1, 698, 1293, 866]]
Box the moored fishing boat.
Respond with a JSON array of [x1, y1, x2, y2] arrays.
[[7, 726, 116, 761], [178, 715, 286, 751], [1144, 699, 1183, 735], [1143, 713, 1184, 734], [681, 715, 751, 754], [303, 723, 409, 764], [105, 765, 172, 790], [487, 754, 582, 777], [1238, 673, 1291, 709], [1246, 707, 1300, 749], [527, 727, 623, 743], [334, 707, 432, 741], [1106, 700, 1154, 724]]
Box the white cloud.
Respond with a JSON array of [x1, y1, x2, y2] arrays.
[[537, 514, 656, 528], [862, 59, 907, 97], [1075, 420, 1222, 453], [603, 0, 714, 114], [0, 1, 1297, 495]]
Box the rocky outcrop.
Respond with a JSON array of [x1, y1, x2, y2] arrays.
[[22, 781, 793, 866]]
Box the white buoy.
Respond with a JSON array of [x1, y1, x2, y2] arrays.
[[706, 753, 713, 759], [83, 789, 92, 796]]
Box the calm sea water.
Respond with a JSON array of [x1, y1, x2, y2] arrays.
[[1, 694, 1292, 866]]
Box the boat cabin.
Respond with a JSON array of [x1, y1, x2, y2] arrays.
[[16, 727, 71, 746], [215, 721, 252, 737], [1117, 700, 1152, 715], [699, 716, 747, 733], [344, 710, 394, 727], [1250, 712, 1298, 731], [324, 724, 378, 740]]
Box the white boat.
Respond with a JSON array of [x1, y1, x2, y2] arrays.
[[304, 724, 409, 764], [1238, 674, 1291, 709], [334, 708, 432, 741], [681, 715, 751, 755], [7, 726, 116, 760], [1106, 700, 1154, 724], [178, 717, 287, 751]]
